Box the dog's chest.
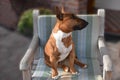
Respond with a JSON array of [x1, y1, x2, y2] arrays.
[[53, 30, 72, 62]]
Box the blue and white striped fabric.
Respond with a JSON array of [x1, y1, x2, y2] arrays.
[[32, 15, 103, 80]]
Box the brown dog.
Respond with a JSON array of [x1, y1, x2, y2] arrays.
[[44, 7, 88, 79]]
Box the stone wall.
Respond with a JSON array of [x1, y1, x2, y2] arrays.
[[0, 0, 87, 30], [0, 0, 18, 30], [51, 0, 87, 14]]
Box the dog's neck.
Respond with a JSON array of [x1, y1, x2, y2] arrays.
[[52, 30, 72, 40]]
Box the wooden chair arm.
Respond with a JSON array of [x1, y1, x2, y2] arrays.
[[19, 10, 39, 80], [19, 35, 39, 70], [98, 36, 112, 80]]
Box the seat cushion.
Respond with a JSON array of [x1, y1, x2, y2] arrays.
[[32, 57, 102, 80]]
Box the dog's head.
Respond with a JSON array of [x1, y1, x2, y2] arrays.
[[55, 7, 88, 33]]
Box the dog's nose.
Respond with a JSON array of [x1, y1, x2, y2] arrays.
[[84, 21, 88, 27], [80, 21, 88, 30]]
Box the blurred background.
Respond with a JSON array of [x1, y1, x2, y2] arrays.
[[0, 0, 120, 80]]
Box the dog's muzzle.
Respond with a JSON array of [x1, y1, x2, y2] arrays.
[[73, 21, 88, 30]]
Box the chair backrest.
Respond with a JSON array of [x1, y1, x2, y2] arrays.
[[33, 9, 105, 59]]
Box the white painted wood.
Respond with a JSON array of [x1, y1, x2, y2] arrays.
[[98, 9, 105, 36], [19, 35, 39, 70], [33, 10, 39, 35], [19, 35, 39, 80], [20, 9, 40, 80], [98, 36, 112, 80], [23, 70, 31, 80]]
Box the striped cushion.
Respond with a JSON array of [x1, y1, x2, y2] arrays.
[[32, 57, 102, 80], [32, 15, 102, 80]]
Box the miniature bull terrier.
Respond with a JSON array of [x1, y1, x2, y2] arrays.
[[44, 7, 88, 79]]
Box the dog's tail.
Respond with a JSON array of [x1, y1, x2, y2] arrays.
[[74, 57, 87, 68]]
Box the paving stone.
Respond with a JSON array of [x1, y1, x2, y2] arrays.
[[0, 27, 30, 80]]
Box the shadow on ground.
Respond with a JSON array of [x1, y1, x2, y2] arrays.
[[0, 27, 30, 80]]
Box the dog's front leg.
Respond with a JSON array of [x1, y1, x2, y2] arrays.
[[50, 55, 58, 79], [68, 50, 77, 74]]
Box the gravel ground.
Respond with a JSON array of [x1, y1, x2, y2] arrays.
[[0, 27, 30, 80], [0, 26, 119, 80], [107, 42, 120, 80]]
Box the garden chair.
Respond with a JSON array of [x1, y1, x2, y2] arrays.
[[19, 9, 112, 80]]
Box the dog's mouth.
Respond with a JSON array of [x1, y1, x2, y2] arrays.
[[73, 22, 88, 30]]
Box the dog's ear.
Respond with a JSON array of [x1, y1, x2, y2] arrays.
[[55, 6, 63, 20], [61, 6, 65, 13]]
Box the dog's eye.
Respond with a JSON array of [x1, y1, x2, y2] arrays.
[[71, 14, 76, 19]]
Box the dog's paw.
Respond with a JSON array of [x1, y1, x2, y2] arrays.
[[71, 71, 78, 75], [63, 66, 69, 72], [52, 75, 59, 80], [64, 67, 69, 72], [61, 65, 69, 72], [83, 64, 88, 69]]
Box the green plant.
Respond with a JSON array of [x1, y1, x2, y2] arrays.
[[18, 9, 33, 37], [39, 8, 53, 15], [18, 8, 52, 37]]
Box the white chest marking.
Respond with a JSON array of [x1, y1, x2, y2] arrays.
[[53, 30, 72, 62]]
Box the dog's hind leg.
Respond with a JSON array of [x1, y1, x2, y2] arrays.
[[74, 58, 87, 68]]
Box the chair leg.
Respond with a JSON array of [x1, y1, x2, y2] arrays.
[[22, 70, 31, 80], [103, 70, 112, 80], [106, 71, 112, 80]]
